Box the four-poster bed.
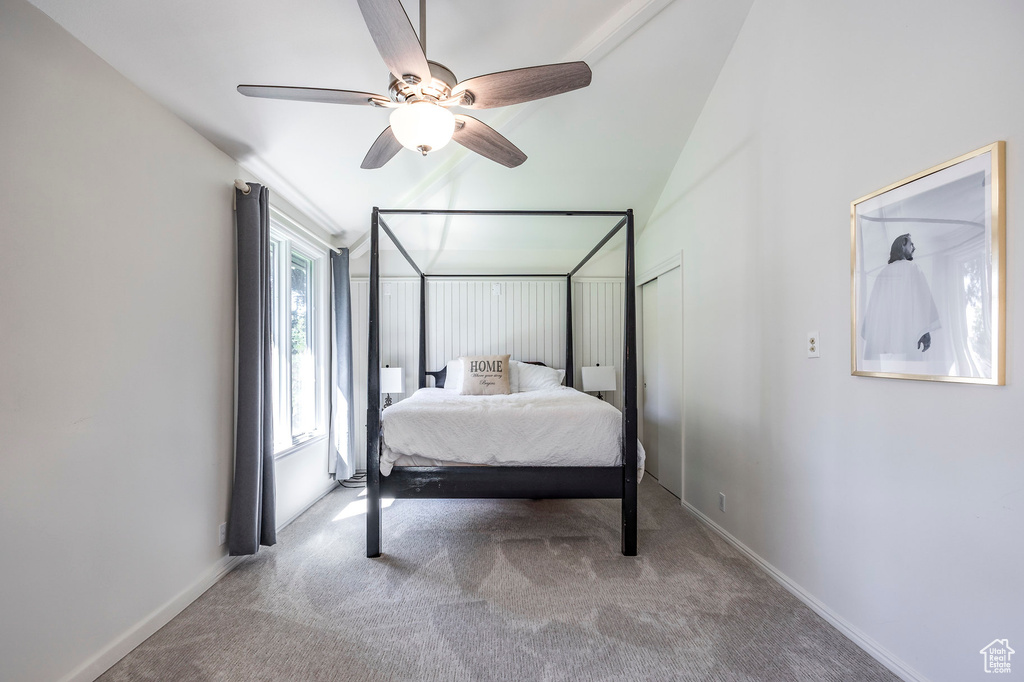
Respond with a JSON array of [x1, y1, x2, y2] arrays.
[[365, 208, 638, 556]]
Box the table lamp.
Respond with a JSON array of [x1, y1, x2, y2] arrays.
[[581, 364, 616, 401], [380, 365, 405, 408]]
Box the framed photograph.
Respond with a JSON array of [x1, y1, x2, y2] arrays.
[[851, 142, 1005, 384]]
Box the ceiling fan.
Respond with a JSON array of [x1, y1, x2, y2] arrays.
[[238, 0, 592, 169]]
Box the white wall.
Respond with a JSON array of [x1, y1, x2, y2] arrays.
[[274, 437, 334, 528], [0, 2, 325, 679], [637, 1, 1023, 680], [351, 278, 626, 468]]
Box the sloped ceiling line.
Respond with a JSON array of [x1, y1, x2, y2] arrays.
[[27, 0, 753, 261]]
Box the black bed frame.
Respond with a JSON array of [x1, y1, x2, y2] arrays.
[[366, 208, 638, 556]]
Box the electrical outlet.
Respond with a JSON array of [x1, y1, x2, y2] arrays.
[[218, 522, 227, 545], [491, 282, 503, 296], [807, 331, 820, 358], [718, 493, 726, 513]]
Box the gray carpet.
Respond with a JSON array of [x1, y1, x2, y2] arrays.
[[99, 479, 898, 681]]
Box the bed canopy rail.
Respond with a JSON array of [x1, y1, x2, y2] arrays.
[[366, 207, 638, 557]]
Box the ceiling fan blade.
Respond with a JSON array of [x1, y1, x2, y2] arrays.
[[361, 126, 404, 169], [237, 85, 385, 106], [451, 62, 592, 110], [452, 115, 526, 168], [356, 0, 431, 85]]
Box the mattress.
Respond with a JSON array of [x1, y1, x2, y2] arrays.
[[379, 386, 645, 477]]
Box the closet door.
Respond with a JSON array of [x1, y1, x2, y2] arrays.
[[657, 266, 683, 499], [642, 279, 660, 480], [641, 267, 683, 499]]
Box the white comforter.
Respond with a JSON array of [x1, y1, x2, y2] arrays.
[[380, 387, 645, 477]]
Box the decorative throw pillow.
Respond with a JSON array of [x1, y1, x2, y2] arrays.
[[515, 362, 565, 392], [461, 354, 511, 395]]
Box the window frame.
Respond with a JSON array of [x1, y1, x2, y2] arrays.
[[268, 207, 330, 456]]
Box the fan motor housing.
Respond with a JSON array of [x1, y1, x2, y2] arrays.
[[389, 61, 457, 103]]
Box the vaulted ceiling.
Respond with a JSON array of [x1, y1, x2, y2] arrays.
[[27, 0, 753, 255]]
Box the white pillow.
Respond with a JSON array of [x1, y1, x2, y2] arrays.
[[507, 360, 554, 392], [443, 359, 463, 391], [514, 362, 565, 392]]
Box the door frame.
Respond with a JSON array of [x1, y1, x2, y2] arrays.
[[636, 252, 684, 499], [640, 277, 660, 478]]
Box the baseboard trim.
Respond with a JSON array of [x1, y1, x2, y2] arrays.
[[59, 553, 244, 682], [277, 480, 339, 531], [680, 500, 927, 682], [59, 482, 339, 682]]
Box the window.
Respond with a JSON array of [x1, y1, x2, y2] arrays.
[[269, 210, 328, 454]]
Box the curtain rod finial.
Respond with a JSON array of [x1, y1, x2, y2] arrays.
[[234, 179, 252, 194]]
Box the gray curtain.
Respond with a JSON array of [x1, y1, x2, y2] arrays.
[[228, 183, 276, 555], [330, 249, 356, 480]]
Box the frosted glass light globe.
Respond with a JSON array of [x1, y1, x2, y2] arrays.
[[389, 101, 455, 155]]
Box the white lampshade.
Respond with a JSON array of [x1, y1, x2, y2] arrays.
[[389, 101, 455, 154], [380, 367, 405, 394], [581, 365, 616, 392]]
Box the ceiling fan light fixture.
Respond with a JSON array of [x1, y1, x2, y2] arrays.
[[389, 101, 455, 155], [239, 0, 593, 168]]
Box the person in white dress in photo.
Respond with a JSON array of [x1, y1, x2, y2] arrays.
[[861, 233, 941, 360]]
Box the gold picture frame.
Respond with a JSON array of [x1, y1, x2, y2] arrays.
[[851, 142, 1005, 384]]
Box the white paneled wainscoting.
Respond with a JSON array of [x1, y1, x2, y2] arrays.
[[351, 278, 627, 468]]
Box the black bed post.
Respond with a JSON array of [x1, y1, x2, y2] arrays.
[[367, 208, 382, 558], [565, 275, 574, 388], [418, 274, 427, 389], [622, 209, 638, 556]]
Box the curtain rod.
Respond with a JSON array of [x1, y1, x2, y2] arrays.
[[271, 206, 342, 254], [234, 179, 341, 254]]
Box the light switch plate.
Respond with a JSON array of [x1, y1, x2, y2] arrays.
[[807, 331, 820, 358]]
